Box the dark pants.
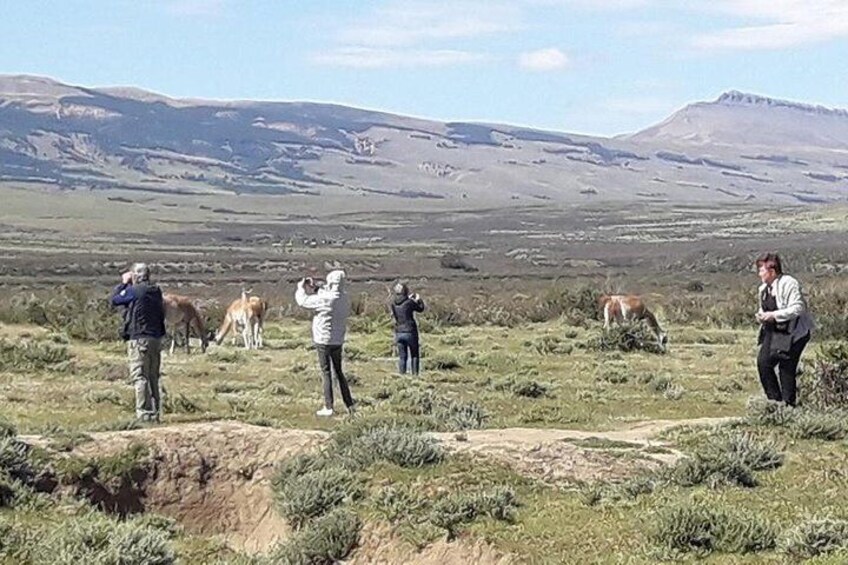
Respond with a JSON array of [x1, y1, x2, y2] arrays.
[[757, 332, 810, 406], [396, 332, 420, 375], [315, 344, 354, 409]]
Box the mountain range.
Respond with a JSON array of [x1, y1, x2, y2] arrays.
[[1, 75, 847, 208]]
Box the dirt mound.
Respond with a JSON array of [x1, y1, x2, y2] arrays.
[[72, 421, 327, 553], [435, 417, 732, 484], [351, 523, 515, 565], [40, 416, 730, 556]]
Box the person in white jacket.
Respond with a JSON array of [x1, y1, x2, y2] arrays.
[[755, 253, 813, 406], [295, 270, 355, 417]]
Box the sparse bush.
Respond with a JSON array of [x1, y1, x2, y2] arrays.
[[0, 337, 72, 372], [436, 399, 486, 431], [780, 517, 848, 560], [746, 397, 796, 427], [392, 387, 486, 431], [528, 335, 573, 356], [128, 514, 183, 540], [84, 390, 123, 406], [647, 375, 672, 393], [801, 342, 848, 410], [494, 375, 551, 398], [0, 438, 36, 485], [596, 368, 629, 385], [649, 499, 776, 556], [273, 465, 362, 528], [372, 484, 429, 522], [592, 323, 665, 354], [338, 424, 443, 468], [439, 252, 478, 272], [269, 508, 361, 565], [163, 391, 202, 414], [428, 487, 518, 540], [0, 419, 15, 439], [789, 409, 848, 440], [670, 431, 783, 488], [38, 510, 175, 565], [663, 383, 685, 401], [427, 352, 462, 371]]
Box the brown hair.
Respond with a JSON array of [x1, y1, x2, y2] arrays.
[[755, 253, 783, 276]]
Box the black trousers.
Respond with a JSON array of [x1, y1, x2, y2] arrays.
[[396, 331, 420, 375], [315, 344, 354, 409], [757, 332, 810, 406]]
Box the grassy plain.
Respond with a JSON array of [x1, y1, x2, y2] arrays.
[[1, 197, 848, 563]]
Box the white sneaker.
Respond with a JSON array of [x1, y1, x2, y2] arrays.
[[316, 407, 334, 417]]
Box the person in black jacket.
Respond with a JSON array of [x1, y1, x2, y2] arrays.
[[111, 263, 166, 422], [390, 283, 425, 375]]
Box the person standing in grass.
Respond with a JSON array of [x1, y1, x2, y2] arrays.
[[295, 270, 355, 417], [111, 263, 166, 422], [390, 282, 425, 375], [754, 253, 813, 407]]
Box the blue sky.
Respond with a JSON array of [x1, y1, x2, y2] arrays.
[[1, 0, 846, 136]]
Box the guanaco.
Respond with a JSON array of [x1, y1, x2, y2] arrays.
[[215, 290, 267, 350], [598, 294, 668, 350], [163, 293, 209, 354]]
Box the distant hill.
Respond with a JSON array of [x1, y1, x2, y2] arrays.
[[1, 75, 847, 208], [627, 91, 848, 150]]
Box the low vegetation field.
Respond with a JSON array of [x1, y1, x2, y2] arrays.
[[1, 201, 848, 564]]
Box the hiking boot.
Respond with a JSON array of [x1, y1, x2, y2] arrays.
[[316, 407, 334, 417]]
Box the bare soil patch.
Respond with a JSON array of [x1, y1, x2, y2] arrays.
[[434, 417, 732, 484], [70, 421, 327, 553]]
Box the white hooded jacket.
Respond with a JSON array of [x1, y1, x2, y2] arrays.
[[295, 270, 350, 345]]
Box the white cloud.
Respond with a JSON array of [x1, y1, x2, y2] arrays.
[[691, 0, 848, 50], [311, 47, 488, 69], [164, 0, 225, 17], [518, 48, 570, 71], [339, 1, 520, 47]]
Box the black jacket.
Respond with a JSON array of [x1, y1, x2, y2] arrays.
[[111, 282, 166, 340], [390, 295, 425, 334]]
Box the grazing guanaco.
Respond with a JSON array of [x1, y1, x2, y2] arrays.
[[215, 290, 267, 350], [163, 293, 209, 354], [598, 294, 668, 350]]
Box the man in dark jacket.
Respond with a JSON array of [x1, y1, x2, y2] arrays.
[[111, 263, 166, 422], [390, 283, 425, 375]]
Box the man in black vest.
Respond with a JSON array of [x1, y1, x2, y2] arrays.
[[111, 263, 166, 422]]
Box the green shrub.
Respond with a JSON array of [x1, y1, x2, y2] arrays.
[[428, 487, 518, 540], [269, 508, 361, 565], [0, 438, 36, 484], [273, 465, 362, 528], [801, 342, 848, 410], [528, 335, 573, 356], [338, 424, 443, 468], [591, 323, 665, 354], [0, 286, 119, 342], [427, 352, 462, 371], [649, 499, 776, 557], [0, 337, 72, 372], [392, 387, 486, 431], [746, 397, 796, 427], [780, 517, 848, 560], [790, 409, 848, 440], [0, 419, 15, 439], [670, 431, 783, 488], [41, 511, 175, 565], [372, 484, 429, 522], [494, 376, 551, 398]]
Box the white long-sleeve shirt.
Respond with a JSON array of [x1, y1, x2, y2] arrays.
[[295, 282, 350, 345]]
